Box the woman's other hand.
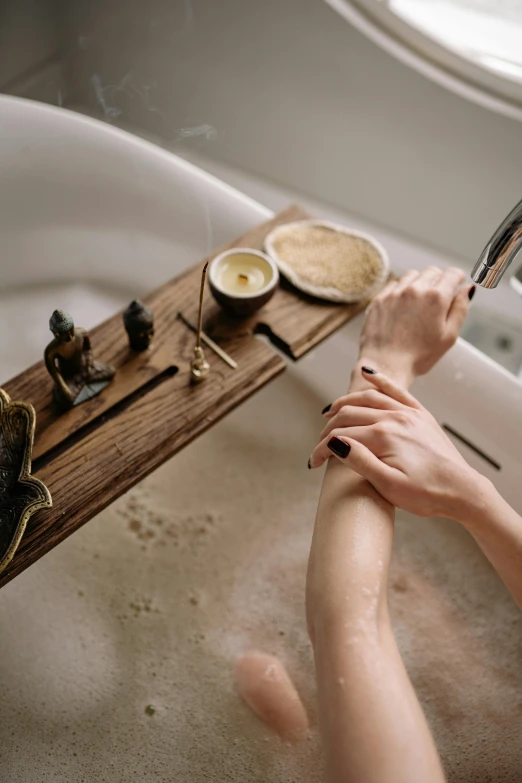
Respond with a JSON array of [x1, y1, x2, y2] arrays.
[[355, 266, 475, 389], [309, 369, 489, 522]]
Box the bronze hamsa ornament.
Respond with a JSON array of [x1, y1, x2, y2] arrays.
[[0, 388, 52, 574]]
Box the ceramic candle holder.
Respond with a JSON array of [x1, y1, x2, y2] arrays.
[[208, 248, 280, 317]]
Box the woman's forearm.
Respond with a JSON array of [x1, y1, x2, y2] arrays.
[[350, 359, 522, 610], [455, 477, 522, 608], [306, 357, 407, 638], [307, 363, 445, 783], [306, 462, 393, 640], [324, 359, 522, 611], [354, 352, 522, 609], [307, 460, 444, 783], [306, 359, 400, 639]]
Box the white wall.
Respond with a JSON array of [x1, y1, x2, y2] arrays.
[[58, 0, 522, 262]]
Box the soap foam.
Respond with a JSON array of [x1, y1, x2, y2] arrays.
[[0, 352, 520, 782]]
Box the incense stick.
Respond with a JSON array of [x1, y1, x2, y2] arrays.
[[195, 262, 209, 350], [190, 263, 210, 382]]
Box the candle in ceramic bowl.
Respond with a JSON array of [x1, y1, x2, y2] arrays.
[[208, 248, 279, 316]]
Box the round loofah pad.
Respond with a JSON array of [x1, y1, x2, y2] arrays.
[[264, 219, 389, 303]]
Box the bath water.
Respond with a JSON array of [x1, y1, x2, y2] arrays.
[[0, 287, 521, 782]]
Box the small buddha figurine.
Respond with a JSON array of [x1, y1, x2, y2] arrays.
[[44, 310, 115, 408], [123, 300, 154, 352]]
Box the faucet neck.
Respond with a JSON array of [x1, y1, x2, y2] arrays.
[[471, 199, 522, 288]]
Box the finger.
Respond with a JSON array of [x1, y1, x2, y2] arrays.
[[416, 266, 444, 288], [372, 280, 399, 304], [327, 436, 400, 495], [394, 270, 419, 293], [360, 368, 423, 409], [445, 283, 474, 339], [437, 266, 466, 301], [310, 436, 400, 494], [309, 426, 377, 469], [319, 405, 385, 441], [323, 390, 405, 418]]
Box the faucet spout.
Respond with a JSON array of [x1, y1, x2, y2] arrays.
[[471, 199, 522, 288]]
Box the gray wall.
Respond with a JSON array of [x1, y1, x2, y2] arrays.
[[1, 0, 61, 102], [31, 0, 522, 261]]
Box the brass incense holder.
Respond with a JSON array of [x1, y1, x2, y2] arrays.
[[0, 388, 52, 574], [190, 262, 210, 383]]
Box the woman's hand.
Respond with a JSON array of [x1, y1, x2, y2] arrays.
[[354, 267, 475, 389], [309, 369, 489, 522]]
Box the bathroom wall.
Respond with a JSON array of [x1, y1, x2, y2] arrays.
[[46, 0, 522, 262], [1, 0, 62, 104]]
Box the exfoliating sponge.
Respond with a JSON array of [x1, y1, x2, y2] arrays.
[[264, 219, 389, 303]]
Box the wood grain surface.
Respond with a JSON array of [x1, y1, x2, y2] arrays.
[[0, 205, 383, 588]]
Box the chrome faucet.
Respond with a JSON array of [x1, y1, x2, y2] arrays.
[[471, 199, 522, 288]]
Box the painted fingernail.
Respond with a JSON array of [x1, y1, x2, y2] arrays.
[[468, 285, 476, 301], [321, 403, 332, 415], [307, 457, 312, 469], [327, 436, 351, 459], [361, 366, 377, 375]]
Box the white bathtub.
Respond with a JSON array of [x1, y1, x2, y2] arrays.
[[1, 97, 521, 783]]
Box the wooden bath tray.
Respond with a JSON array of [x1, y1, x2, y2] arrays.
[[0, 205, 381, 588]]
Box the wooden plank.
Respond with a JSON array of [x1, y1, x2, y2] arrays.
[[4, 207, 303, 461], [0, 205, 386, 588], [7, 344, 284, 588]]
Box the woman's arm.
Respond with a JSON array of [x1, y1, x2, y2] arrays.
[[459, 480, 522, 608], [311, 368, 522, 609], [308, 390, 445, 783], [307, 267, 473, 782]]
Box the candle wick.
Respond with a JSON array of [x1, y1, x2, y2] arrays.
[[238, 273, 249, 285]]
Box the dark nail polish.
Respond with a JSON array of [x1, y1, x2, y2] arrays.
[[361, 366, 377, 375], [468, 285, 476, 301], [307, 457, 312, 469], [321, 403, 332, 415], [327, 436, 351, 459]]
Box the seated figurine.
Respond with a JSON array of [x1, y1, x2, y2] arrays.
[[44, 310, 115, 408], [123, 300, 154, 352]]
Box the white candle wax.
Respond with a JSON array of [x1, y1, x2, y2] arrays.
[[216, 253, 272, 295]]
